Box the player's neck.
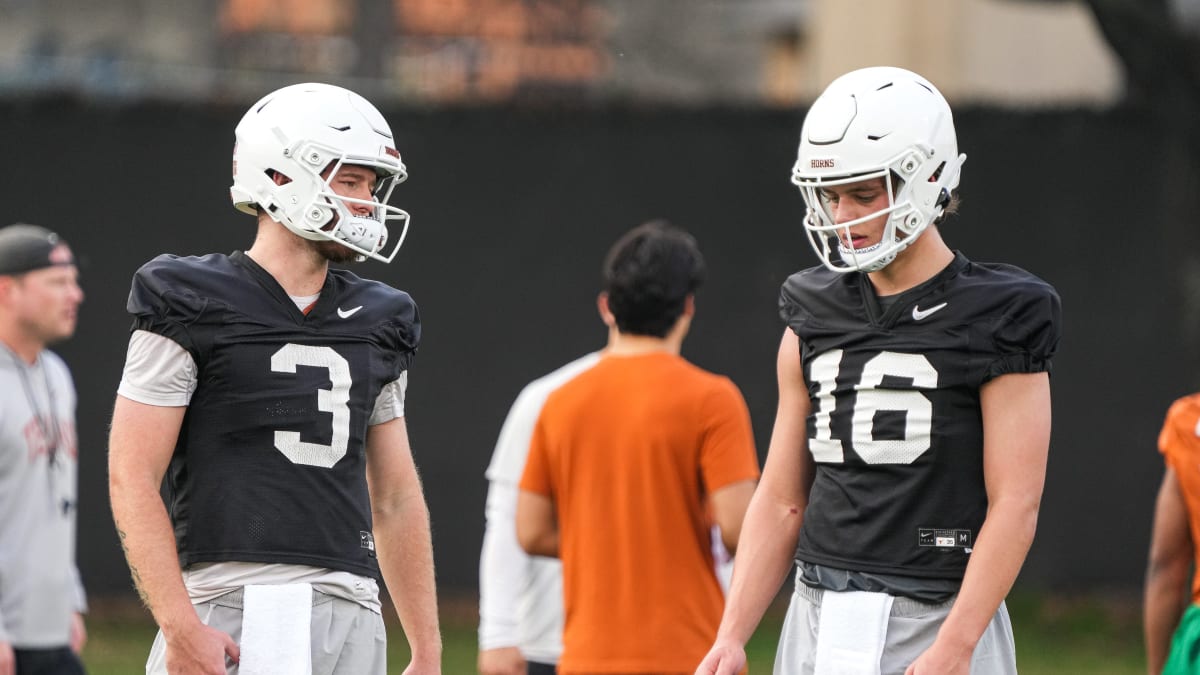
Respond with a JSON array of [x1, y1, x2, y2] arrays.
[[866, 227, 954, 297], [246, 223, 329, 297]]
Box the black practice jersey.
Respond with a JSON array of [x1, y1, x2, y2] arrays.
[[126, 251, 420, 579], [779, 252, 1060, 581]]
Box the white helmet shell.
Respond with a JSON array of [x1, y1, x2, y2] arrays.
[[792, 66, 966, 273], [230, 82, 410, 263]]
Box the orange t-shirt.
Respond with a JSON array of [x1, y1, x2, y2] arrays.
[[520, 352, 760, 674], [1159, 394, 1200, 604]]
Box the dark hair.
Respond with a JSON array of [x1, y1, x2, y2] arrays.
[[602, 220, 706, 338]]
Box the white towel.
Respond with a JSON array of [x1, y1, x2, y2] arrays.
[[813, 590, 893, 675], [239, 583, 313, 675]]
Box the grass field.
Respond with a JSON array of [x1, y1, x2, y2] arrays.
[[79, 591, 1144, 674]]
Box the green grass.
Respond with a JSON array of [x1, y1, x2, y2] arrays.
[[1008, 592, 1144, 675], [80, 591, 1144, 674]]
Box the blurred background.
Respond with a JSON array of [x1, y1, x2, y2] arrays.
[[2, 0, 1200, 666]]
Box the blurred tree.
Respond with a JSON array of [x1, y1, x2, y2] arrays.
[[1081, 0, 1200, 381], [1081, 0, 1200, 141]]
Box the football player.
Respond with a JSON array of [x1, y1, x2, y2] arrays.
[[695, 67, 1061, 675], [108, 83, 441, 675]]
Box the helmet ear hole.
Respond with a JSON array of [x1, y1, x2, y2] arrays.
[[266, 169, 292, 186]]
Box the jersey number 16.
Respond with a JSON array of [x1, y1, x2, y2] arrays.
[[808, 349, 937, 465]]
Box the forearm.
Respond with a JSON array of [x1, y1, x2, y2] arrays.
[[1144, 563, 1190, 674], [109, 473, 197, 635], [108, 397, 195, 635], [935, 372, 1051, 659], [714, 494, 802, 647], [376, 494, 442, 666], [935, 496, 1039, 653]]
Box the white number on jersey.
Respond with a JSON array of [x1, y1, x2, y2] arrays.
[[809, 350, 938, 464], [270, 344, 352, 468]]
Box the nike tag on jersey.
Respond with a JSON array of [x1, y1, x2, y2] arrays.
[[360, 531, 376, 557], [337, 305, 363, 319], [918, 528, 972, 549], [911, 302, 947, 321]]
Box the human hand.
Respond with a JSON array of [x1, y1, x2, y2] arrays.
[[164, 622, 239, 675], [0, 640, 14, 675], [478, 646, 525, 675], [904, 639, 972, 675], [69, 612, 87, 653], [694, 641, 747, 675]]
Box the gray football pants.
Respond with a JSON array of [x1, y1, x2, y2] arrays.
[[773, 578, 1018, 675], [145, 588, 386, 675]]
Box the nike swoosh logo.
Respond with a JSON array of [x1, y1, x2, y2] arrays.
[[337, 305, 363, 319], [911, 302, 947, 321]]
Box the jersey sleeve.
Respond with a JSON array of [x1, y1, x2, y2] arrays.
[[1159, 396, 1200, 471], [379, 289, 421, 378], [698, 377, 761, 491], [126, 256, 211, 357], [778, 271, 812, 333], [984, 280, 1061, 381]]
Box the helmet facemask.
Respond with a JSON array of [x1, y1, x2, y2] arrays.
[[795, 148, 961, 274], [285, 150, 410, 264]]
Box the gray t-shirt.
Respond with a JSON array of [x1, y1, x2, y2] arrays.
[[0, 347, 86, 647]]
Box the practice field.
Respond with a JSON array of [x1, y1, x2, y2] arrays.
[[79, 591, 1143, 674]]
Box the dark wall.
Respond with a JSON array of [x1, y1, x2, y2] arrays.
[[0, 99, 1191, 597]]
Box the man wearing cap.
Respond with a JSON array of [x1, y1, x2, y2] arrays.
[[0, 224, 88, 675]]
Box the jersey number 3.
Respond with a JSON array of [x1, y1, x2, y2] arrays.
[[271, 344, 352, 468], [809, 349, 937, 464]]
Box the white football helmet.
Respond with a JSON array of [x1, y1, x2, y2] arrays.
[[792, 66, 966, 273], [230, 82, 409, 263]]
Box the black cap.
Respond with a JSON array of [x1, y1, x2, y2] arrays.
[[0, 224, 73, 276]]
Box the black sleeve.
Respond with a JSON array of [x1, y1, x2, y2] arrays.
[[126, 256, 210, 357], [984, 281, 1061, 381], [384, 292, 420, 376], [778, 270, 817, 334]]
